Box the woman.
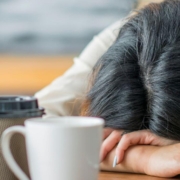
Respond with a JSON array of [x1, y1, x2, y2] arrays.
[[36, 0, 180, 177], [82, 0, 180, 177]]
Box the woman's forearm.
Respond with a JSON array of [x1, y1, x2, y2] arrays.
[[100, 145, 157, 174], [100, 143, 180, 178]]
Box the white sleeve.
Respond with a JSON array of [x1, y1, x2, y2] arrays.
[[35, 18, 128, 117]]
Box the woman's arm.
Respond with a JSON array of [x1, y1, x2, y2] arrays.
[[101, 143, 180, 178], [101, 129, 179, 164], [100, 145, 152, 174]]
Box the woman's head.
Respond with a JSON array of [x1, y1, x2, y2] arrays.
[[82, 0, 180, 140]]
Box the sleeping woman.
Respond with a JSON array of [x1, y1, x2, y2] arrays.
[[36, 0, 180, 177], [82, 0, 180, 177]]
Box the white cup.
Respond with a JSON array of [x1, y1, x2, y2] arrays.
[[1, 117, 104, 180]]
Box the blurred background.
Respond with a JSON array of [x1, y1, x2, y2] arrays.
[[0, 0, 159, 95]]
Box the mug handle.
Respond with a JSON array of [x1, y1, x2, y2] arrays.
[[1, 126, 30, 180]]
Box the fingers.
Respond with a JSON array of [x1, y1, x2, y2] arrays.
[[101, 129, 172, 168], [115, 130, 154, 164], [100, 130, 123, 162], [103, 128, 114, 140]]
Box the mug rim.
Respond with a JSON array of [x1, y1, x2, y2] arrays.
[[24, 116, 104, 128]]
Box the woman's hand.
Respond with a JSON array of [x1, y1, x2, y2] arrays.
[[101, 143, 180, 178], [100, 129, 178, 166]]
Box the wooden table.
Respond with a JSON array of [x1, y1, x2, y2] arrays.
[[99, 172, 180, 180], [0, 55, 73, 94]]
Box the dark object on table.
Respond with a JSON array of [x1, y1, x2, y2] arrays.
[[0, 96, 44, 180]]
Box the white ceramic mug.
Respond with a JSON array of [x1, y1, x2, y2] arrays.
[[1, 117, 104, 180]]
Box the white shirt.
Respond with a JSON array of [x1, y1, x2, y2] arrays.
[[35, 18, 128, 117]]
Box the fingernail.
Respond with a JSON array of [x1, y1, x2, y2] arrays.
[[112, 156, 117, 168]]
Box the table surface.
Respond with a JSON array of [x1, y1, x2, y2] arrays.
[[99, 172, 180, 180], [0, 55, 73, 94]]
